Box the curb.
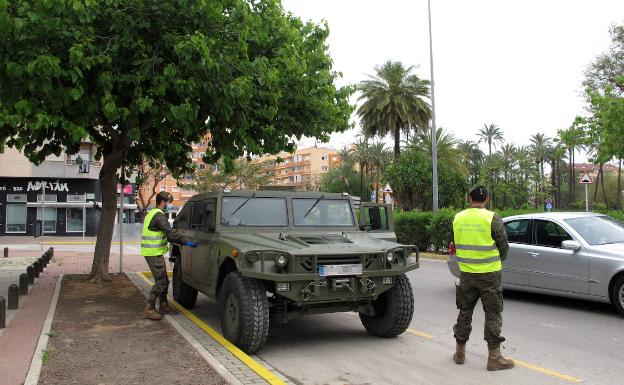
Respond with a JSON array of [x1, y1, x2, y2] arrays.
[[23, 274, 62, 385]]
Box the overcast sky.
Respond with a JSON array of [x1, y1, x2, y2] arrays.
[[281, 0, 624, 155]]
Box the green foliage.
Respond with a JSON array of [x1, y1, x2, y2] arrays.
[[383, 146, 467, 211], [427, 208, 456, 252], [188, 158, 269, 192], [394, 211, 433, 252]]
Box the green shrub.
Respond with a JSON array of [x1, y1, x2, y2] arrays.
[[592, 202, 607, 211], [427, 208, 457, 252], [394, 211, 433, 252]]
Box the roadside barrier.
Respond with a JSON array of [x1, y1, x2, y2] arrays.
[[33, 261, 40, 278], [3, 247, 7, 258], [26, 266, 34, 285], [0, 297, 5, 328], [19, 274, 28, 295], [7, 284, 19, 310]]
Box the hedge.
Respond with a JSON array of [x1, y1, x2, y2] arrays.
[[394, 208, 624, 252]]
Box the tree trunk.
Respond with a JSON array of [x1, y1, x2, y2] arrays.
[[393, 125, 401, 159], [360, 162, 366, 202], [600, 164, 608, 208], [618, 158, 622, 210], [90, 152, 122, 283], [568, 148, 573, 205], [593, 163, 602, 203]]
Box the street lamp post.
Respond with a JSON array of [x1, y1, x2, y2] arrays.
[[428, 0, 439, 212]]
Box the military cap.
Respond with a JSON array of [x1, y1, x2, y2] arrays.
[[469, 184, 488, 202]]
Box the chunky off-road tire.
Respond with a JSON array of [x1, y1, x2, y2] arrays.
[[219, 272, 269, 353], [611, 276, 624, 316], [359, 273, 414, 337], [172, 261, 197, 309]]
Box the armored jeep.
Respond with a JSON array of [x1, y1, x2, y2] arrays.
[[169, 190, 419, 353]]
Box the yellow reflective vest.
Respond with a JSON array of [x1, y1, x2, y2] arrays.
[[140, 208, 169, 257], [452, 208, 502, 273]]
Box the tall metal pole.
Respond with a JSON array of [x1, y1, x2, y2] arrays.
[[119, 167, 124, 274], [585, 184, 589, 212], [41, 182, 45, 252], [428, 0, 439, 212]]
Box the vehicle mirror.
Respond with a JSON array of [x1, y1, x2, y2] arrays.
[[561, 240, 581, 251], [33, 219, 43, 238], [369, 206, 382, 230]]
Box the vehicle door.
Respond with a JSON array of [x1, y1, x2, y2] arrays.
[[172, 203, 194, 284], [188, 199, 217, 294], [528, 219, 589, 294], [360, 203, 396, 242], [502, 219, 532, 286]]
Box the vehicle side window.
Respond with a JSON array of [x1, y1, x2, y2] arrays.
[[191, 201, 206, 230], [362, 205, 389, 231], [174, 204, 192, 229], [199, 200, 216, 233], [505, 219, 531, 244], [533, 220, 572, 248]]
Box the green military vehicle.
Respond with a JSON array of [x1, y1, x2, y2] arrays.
[[169, 190, 419, 353]]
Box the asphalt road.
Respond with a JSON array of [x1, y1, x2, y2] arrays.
[[191, 259, 624, 385]]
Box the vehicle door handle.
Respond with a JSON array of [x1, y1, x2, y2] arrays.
[[528, 252, 540, 257]]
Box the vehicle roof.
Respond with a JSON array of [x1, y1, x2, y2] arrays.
[[187, 190, 351, 201], [503, 211, 605, 221]]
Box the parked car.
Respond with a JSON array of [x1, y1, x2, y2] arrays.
[[448, 212, 624, 316], [169, 190, 419, 353]]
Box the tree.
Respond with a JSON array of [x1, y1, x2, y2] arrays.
[[320, 147, 362, 196], [477, 123, 504, 156], [0, 0, 353, 281], [529, 133, 551, 205], [583, 24, 624, 97], [406, 127, 466, 174], [187, 158, 270, 192], [367, 141, 392, 203], [457, 140, 484, 186], [357, 61, 432, 158], [135, 159, 171, 219], [351, 136, 371, 200], [557, 126, 585, 206]]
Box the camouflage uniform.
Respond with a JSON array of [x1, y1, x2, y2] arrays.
[[145, 211, 185, 305], [453, 213, 509, 343]]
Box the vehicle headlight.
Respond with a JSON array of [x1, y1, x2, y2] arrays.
[[275, 254, 288, 267], [386, 251, 396, 263]]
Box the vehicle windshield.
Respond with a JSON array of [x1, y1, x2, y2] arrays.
[[293, 198, 354, 227], [221, 197, 288, 226], [564, 216, 624, 245]]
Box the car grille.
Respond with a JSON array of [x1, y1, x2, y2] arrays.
[[299, 254, 379, 272]]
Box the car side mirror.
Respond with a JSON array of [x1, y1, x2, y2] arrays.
[[369, 206, 382, 230], [561, 240, 581, 251]]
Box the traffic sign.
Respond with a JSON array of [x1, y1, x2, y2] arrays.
[[545, 202, 553, 211], [545, 197, 553, 205], [384, 184, 393, 193], [371, 190, 376, 201], [579, 173, 592, 184]]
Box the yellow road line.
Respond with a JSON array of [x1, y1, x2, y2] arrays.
[[406, 328, 434, 339], [138, 272, 286, 385], [512, 359, 583, 384]]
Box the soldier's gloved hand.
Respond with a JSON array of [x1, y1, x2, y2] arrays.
[[184, 241, 198, 248]]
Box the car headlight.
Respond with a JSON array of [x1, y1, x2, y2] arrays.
[[386, 251, 396, 263], [275, 254, 288, 267]]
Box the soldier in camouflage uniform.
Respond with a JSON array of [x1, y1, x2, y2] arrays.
[[141, 192, 194, 320], [452, 185, 514, 371]]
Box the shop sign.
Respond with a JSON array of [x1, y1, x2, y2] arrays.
[[27, 180, 69, 192]]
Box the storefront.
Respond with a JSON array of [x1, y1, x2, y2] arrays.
[[0, 177, 137, 237]]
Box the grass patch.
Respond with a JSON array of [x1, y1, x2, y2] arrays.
[[42, 348, 54, 365], [46, 331, 57, 338]]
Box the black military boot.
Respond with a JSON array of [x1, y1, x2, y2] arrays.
[[159, 297, 176, 314], [487, 342, 515, 371]]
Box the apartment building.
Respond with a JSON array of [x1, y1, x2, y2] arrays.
[[256, 146, 341, 191], [0, 144, 137, 236]]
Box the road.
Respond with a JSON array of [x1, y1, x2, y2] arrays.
[[190, 259, 624, 385]]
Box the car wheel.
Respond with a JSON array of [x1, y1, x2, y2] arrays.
[[172, 260, 197, 309], [359, 273, 414, 337], [611, 276, 624, 316], [219, 272, 269, 353]]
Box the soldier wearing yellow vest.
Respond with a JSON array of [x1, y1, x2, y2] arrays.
[[452, 185, 514, 371], [141, 192, 195, 320]]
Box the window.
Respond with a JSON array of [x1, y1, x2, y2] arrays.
[[37, 194, 58, 202], [533, 220, 572, 248], [6, 204, 27, 233], [321, 166, 329, 171], [160, 185, 166, 192], [221, 197, 288, 226], [199, 163, 206, 170], [174, 204, 192, 229], [293, 198, 354, 227], [66, 208, 84, 232], [505, 219, 531, 244], [211, 164, 218, 172], [37, 207, 57, 233], [565, 215, 624, 246], [190, 200, 216, 233], [321, 155, 327, 160]]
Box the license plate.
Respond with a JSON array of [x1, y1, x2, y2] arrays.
[[319, 264, 362, 277]]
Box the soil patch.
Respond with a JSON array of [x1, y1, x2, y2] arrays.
[[39, 274, 226, 385]]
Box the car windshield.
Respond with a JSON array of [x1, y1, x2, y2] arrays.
[[293, 198, 354, 227], [564, 216, 624, 245], [221, 197, 288, 226]]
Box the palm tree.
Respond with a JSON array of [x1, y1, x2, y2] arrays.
[[557, 126, 585, 205], [357, 61, 432, 159], [351, 136, 371, 201], [406, 127, 467, 174], [547, 143, 567, 208], [499, 144, 517, 208], [368, 142, 393, 203], [457, 140, 484, 186], [477, 123, 504, 156], [530, 133, 551, 204]]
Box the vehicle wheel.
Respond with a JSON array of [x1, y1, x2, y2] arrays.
[[172, 260, 197, 309], [359, 273, 414, 337], [611, 276, 624, 316], [219, 271, 269, 353]]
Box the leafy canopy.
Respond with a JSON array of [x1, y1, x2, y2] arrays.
[[0, 0, 354, 174]]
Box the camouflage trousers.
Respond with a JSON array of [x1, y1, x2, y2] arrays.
[[453, 270, 505, 343], [144, 256, 169, 305]]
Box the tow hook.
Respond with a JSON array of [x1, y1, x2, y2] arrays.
[[300, 281, 327, 301], [360, 278, 376, 296]]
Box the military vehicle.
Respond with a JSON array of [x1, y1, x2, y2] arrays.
[[169, 190, 419, 353]]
